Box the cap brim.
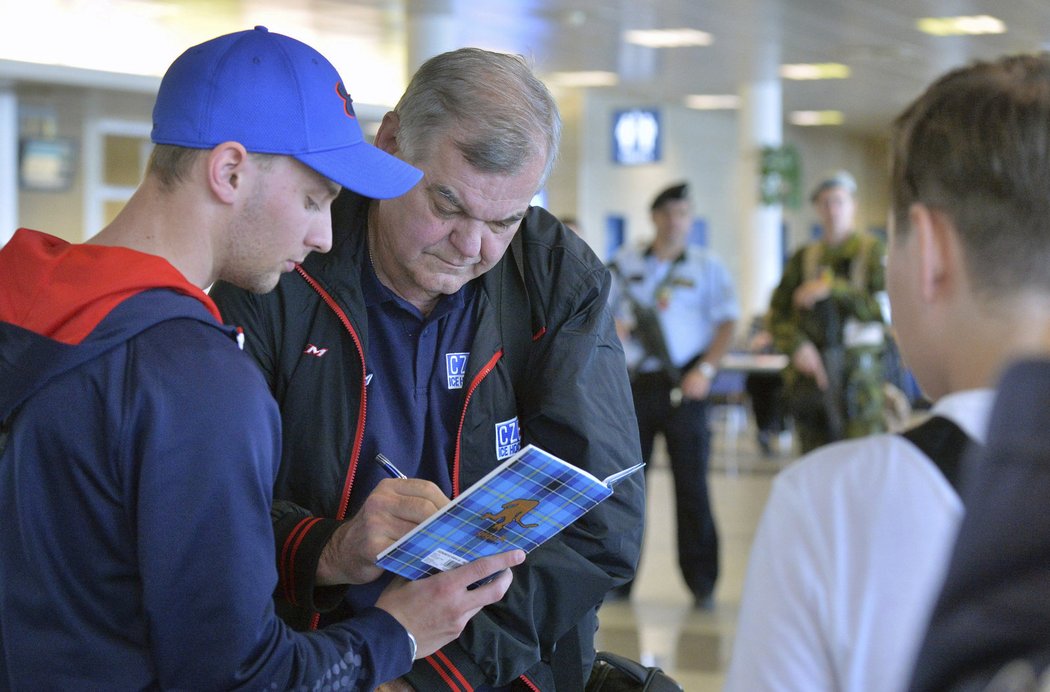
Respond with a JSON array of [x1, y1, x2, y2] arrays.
[[296, 142, 423, 200]]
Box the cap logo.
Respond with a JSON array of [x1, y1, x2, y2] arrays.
[[335, 82, 357, 119]]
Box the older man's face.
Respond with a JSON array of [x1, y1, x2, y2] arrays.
[[371, 127, 545, 311]]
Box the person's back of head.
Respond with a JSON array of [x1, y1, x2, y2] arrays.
[[392, 47, 562, 188], [891, 53, 1050, 298]]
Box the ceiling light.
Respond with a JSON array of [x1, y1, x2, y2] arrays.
[[780, 63, 851, 80], [546, 71, 619, 87], [685, 94, 740, 110], [917, 15, 1006, 36], [789, 110, 844, 126], [624, 28, 713, 48]]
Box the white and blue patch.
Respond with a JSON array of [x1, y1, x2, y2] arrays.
[[445, 352, 469, 390], [495, 417, 521, 460]]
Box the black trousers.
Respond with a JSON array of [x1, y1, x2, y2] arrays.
[[629, 372, 719, 600], [745, 371, 785, 434]]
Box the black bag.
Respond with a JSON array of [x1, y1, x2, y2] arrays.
[[586, 651, 684, 692]]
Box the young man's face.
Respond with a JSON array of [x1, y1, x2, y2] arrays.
[[223, 156, 337, 294], [652, 198, 693, 246], [372, 126, 545, 307]]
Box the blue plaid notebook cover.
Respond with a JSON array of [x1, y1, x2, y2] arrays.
[[375, 444, 642, 580]]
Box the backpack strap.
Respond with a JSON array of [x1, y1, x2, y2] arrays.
[[899, 415, 973, 494]]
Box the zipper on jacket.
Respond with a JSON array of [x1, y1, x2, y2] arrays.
[[294, 265, 367, 521], [452, 350, 502, 497]]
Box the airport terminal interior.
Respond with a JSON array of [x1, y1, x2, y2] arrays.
[[4, 1, 1049, 690], [594, 410, 790, 690]]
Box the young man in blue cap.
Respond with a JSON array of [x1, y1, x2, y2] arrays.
[[0, 27, 522, 689]]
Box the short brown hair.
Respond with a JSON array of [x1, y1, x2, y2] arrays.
[[146, 144, 204, 190], [146, 145, 277, 190], [891, 53, 1050, 296]]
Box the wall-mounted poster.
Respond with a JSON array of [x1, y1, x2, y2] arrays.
[[612, 108, 660, 165]]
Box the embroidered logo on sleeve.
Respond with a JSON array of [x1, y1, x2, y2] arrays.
[[495, 417, 521, 460], [445, 352, 469, 389]]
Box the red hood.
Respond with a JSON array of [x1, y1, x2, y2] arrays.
[[0, 228, 221, 345]]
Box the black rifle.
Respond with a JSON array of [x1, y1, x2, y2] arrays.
[[609, 264, 680, 387], [814, 297, 846, 442], [630, 303, 680, 384]]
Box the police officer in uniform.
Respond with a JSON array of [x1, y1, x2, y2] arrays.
[[608, 183, 739, 607]]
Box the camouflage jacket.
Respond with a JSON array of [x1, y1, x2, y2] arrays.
[[769, 231, 886, 357]]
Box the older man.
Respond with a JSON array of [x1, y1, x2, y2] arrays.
[[211, 47, 645, 692]]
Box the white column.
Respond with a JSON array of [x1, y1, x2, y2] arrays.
[[735, 79, 784, 322], [404, 2, 457, 75], [0, 83, 17, 246]]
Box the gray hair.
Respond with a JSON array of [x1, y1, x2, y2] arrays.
[[393, 47, 562, 189]]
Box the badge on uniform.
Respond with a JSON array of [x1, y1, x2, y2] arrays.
[[495, 417, 521, 460], [446, 352, 469, 389]]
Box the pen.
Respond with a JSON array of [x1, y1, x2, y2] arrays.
[[376, 453, 408, 480]]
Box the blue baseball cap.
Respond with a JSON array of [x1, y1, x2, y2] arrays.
[[151, 26, 422, 199]]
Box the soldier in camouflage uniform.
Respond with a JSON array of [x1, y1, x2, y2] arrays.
[[769, 171, 888, 453]]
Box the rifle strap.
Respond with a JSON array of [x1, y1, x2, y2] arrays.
[[608, 260, 679, 378]]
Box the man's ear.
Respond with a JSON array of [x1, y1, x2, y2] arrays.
[[207, 141, 250, 204], [373, 111, 402, 156], [909, 202, 957, 302]]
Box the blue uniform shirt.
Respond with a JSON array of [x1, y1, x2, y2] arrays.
[[346, 254, 477, 609], [610, 245, 739, 373]]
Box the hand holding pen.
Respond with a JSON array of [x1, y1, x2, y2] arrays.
[[315, 456, 448, 586], [375, 453, 506, 590]]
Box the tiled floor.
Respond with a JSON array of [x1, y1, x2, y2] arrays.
[[594, 406, 796, 690]]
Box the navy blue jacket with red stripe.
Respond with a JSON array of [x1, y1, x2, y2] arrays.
[[209, 193, 646, 691], [0, 229, 412, 690]]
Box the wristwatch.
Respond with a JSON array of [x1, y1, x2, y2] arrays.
[[698, 361, 717, 379], [406, 630, 417, 660]]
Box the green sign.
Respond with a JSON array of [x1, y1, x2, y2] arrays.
[[759, 144, 802, 208]]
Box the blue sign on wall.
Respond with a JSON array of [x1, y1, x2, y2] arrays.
[[612, 108, 661, 165]]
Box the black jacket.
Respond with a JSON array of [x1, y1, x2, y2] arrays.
[[908, 359, 1050, 692], [210, 192, 645, 691]]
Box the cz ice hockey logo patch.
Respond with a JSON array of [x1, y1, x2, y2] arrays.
[[445, 352, 469, 390], [495, 417, 521, 460]]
